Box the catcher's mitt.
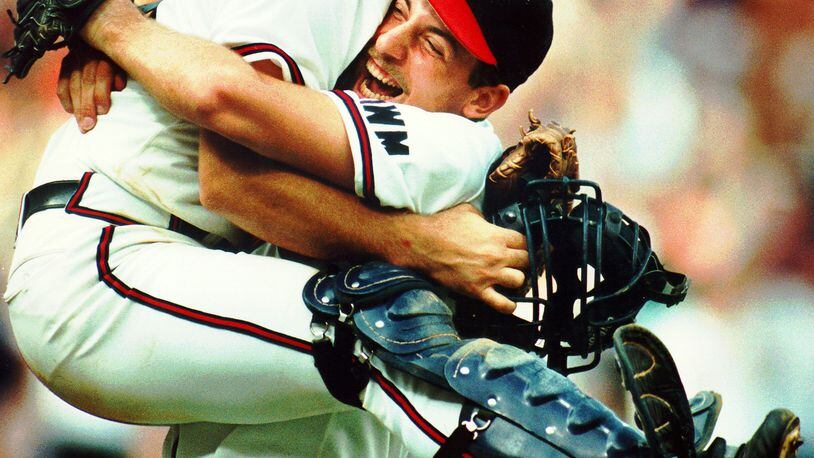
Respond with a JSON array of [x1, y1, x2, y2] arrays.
[[2, 0, 105, 83], [485, 110, 579, 211]]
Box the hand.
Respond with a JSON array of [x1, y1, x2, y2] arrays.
[[396, 204, 529, 314], [57, 42, 127, 133]]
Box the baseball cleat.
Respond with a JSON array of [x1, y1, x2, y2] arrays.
[[613, 324, 696, 457], [725, 408, 802, 458], [769, 409, 804, 458], [704, 408, 803, 457]]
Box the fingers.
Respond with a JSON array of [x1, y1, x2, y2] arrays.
[[94, 59, 115, 115], [480, 287, 517, 314], [506, 247, 530, 270], [57, 52, 75, 113], [112, 65, 127, 91], [496, 267, 525, 290], [69, 60, 85, 124], [60, 45, 122, 133], [76, 56, 98, 133], [503, 230, 527, 251]]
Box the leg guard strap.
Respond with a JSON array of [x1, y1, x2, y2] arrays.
[[310, 319, 368, 408]]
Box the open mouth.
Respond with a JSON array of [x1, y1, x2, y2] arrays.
[[359, 59, 404, 101]]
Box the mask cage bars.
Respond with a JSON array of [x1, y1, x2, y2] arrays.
[[491, 178, 655, 375]]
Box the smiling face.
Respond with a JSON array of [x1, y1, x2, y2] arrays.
[[351, 0, 503, 117]]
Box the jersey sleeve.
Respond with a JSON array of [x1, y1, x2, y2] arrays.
[[157, 0, 388, 89], [325, 90, 504, 215]]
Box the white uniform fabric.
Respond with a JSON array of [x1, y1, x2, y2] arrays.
[[327, 92, 500, 214], [4, 0, 505, 456]]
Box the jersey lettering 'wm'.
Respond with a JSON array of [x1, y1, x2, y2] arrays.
[[361, 100, 409, 156]]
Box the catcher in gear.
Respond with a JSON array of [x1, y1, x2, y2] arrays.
[[299, 158, 804, 456]]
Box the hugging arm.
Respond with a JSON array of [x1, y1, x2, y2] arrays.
[[79, 0, 355, 188], [198, 130, 528, 313]]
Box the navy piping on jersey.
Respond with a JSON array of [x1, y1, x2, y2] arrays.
[[331, 90, 376, 202], [168, 214, 181, 232], [66, 172, 140, 226], [232, 43, 305, 86], [95, 225, 315, 354]]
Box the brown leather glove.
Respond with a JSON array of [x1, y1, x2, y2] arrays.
[[487, 110, 579, 208]]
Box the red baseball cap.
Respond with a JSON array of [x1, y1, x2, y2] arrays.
[[428, 0, 554, 90]]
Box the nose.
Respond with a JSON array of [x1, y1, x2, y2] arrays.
[[375, 21, 412, 62]]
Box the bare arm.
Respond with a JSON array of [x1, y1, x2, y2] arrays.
[[198, 131, 529, 313], [80, 0, 355, 188]]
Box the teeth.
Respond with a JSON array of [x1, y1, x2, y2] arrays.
[[360, 79, 392, 101], [366, 60, 400, 88]]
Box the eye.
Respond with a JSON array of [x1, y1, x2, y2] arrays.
[[392, 0, 407, 20], [424, 37, 447, 59]]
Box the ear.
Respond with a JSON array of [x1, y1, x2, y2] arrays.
[[461, 84, 510, 120]]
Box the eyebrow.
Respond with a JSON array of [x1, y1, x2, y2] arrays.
[[409, 0, 461, 58], [425, 11, 460, 58], [428, 25, 458, 49]]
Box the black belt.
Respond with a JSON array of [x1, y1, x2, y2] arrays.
[[19, 180, 79, 229], [19, 180, 225, 248]]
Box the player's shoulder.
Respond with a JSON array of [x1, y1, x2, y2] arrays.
[[393, 102, 502, 150], [345, 93, 498, 136]]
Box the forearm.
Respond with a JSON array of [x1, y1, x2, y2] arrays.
[[80, 0, 353, 188], [80, 1, 233, 124], [198, 131, 418, 262]]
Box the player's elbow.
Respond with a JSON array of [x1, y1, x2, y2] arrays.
[[198, 171, 230, 214], [191, 72, 247, 131], [192, 80, 230, 128]]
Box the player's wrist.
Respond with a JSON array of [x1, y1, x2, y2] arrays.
[[373, 212, 420, 267], [382, 212, 441, 274], [80, 0, 143, 50]]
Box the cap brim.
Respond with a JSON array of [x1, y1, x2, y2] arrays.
[[428, 0, 497, 65]]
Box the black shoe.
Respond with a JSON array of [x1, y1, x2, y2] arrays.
[[704, 408, 803, 458], [614, 324, 696, 457]]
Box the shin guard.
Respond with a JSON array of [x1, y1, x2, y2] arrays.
[[304, 263, 648, 457]]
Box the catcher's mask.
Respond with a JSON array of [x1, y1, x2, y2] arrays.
[[455, 179, 689, 375]]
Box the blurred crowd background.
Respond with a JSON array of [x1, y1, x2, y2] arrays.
[[1, 0, 813, 456]]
